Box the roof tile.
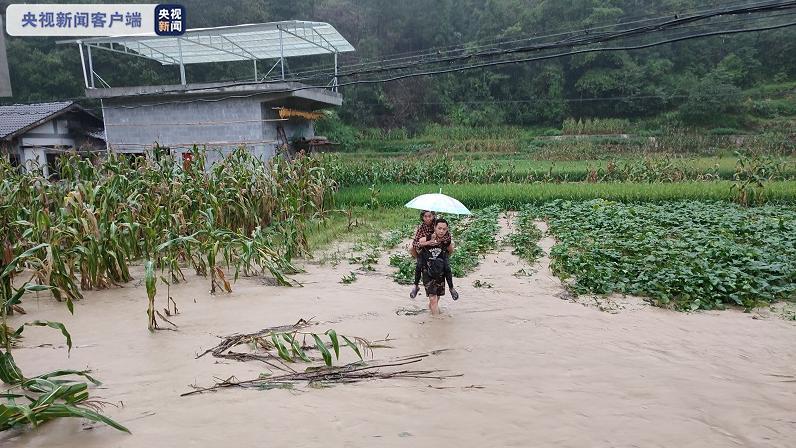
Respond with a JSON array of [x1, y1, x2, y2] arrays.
[[0, 101, 74, 139]]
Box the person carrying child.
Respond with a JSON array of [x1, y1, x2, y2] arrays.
[[409, 211, 458, 303], [415, 218, 457, 315]]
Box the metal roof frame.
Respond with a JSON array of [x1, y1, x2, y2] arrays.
[[58, 21, 354, 88]]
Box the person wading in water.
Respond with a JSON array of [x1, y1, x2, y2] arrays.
[[416, 219, 455, 315], [410, 211, 458, 300]]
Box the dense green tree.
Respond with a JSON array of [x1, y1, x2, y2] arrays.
[[679, 71, 743, 125], [2, 0, 794, 128]]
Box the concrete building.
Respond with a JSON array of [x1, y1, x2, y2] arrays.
[[60, 21, 355, 164], [0, 101, 104, 176], [87, 81, 340, 164]]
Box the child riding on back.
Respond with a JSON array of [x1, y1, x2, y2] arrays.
[[410, 211, 458, 301], [417, 219, 456, 315]]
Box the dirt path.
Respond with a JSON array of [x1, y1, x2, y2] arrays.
[[3, 218, 795, 448]]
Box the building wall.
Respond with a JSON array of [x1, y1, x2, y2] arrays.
[[103, 95, 318, 165], [18, 118, 79, 177], [19, 119, 76, 147]]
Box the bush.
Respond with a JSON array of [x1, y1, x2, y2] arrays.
[[562, 117, 632, 135], [446, 104, 506, 128], [748, 99, 796, 118], [314, 111, 359, 152], [384, 128, 410, 140], [358, 128, 384, 140], [421, 123, 522, 141], [679, 76, 743, 125]]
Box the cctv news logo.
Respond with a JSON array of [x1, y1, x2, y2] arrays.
[[154, 4, 185, 36], [5, 4, 186, 37]]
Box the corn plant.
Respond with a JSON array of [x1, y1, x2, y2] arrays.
[[731, 151, 784, 206], [200, 320, 370, 368], [1, 145, 335, 313], [0, 245, 127, 433]]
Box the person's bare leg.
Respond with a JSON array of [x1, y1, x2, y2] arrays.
[[428, 295, 440, 315]]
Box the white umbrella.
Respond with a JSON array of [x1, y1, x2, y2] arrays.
[[405, 191, 471, 215]]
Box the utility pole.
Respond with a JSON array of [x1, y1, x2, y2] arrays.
[[0, 15, 12, 96]]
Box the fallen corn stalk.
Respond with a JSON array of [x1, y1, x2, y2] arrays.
[[182, 351, 458, 396], [196, 319, 373, 372]]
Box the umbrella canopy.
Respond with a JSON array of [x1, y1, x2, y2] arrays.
[[405, 193, 471, 215]]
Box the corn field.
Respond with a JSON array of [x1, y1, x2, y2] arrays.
[[0, 146, 336, 433], [0, 146, 337, 313]]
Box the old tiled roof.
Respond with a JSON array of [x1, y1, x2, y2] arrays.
[[0, 101, 75, 139]]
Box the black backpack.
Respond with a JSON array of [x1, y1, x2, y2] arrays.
[[427, 257, 446, 280]]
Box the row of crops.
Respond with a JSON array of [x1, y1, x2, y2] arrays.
[[510, 201, 796, 311], [2, 148, 335, 303], [336, 181, 796, 209], [321, 154, 796, 187]]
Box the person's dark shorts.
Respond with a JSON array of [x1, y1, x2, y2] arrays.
[[422, 271, 445, 297]]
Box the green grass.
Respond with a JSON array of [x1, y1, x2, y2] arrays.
[[336, 181, 796, 209], [307, 207, 416, 251]]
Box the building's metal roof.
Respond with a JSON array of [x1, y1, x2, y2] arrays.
[[0, 101, 75, 139], [59, 21, 355, 65]]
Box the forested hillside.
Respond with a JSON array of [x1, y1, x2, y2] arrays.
[[3, 0, 795, 130]]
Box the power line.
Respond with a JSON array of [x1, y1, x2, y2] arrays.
[[96, 1, 796, 101], [86, 4, 728, 88], [335, 21, 796, 89], [194, 0, 796, 89], [305, 0, 794, 74], [95, 18, 796, 112], [11, 14, 792, 118], [353, 92, 782, 107], [324, 2, 796, 82], [6, 1, 794, 113]]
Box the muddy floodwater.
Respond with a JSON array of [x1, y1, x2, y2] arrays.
[[3, 221, 795, 447]]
